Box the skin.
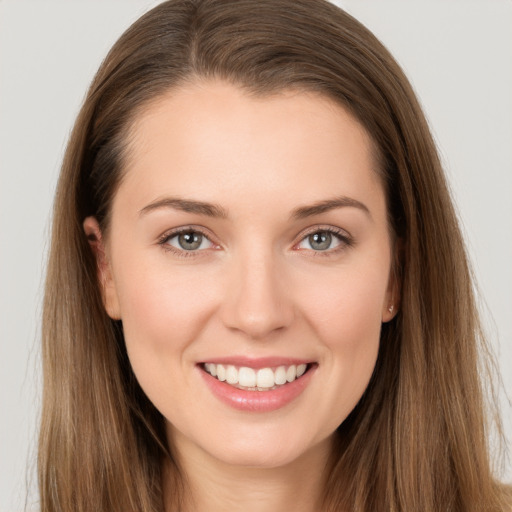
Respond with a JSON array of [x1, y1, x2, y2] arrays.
[[84, 80, 398, 512]]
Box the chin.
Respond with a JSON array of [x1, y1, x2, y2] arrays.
[[179, 422, 332, 470], [211, 442, 302, 469]]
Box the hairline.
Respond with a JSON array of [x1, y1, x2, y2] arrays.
[[100, 75, 389, 238]]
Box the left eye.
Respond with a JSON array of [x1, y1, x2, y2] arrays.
[[165, 230, 214, 251], [297, 230, 344, 251]]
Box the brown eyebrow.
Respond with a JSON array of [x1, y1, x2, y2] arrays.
[[139, 197, 229, 219], [291, 196, 371, 220], [139, 195, 370, 221]]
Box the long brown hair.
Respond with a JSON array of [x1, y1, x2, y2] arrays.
[[39, 1, 510, 510]]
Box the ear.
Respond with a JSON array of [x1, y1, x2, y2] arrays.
[[382, 241, 402, 323], [83, 216, 121, 320]]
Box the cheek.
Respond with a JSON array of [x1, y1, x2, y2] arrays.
[[112, 261, 222, 422], [302, 261, 388, 344], [296, 261, 388, 417], [112, 259, 217, 368], [319, 280, 382, 378]]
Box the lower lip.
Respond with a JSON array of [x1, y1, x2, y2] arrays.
[[199, 365, 316, 412]]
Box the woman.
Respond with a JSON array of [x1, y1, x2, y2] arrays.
[[39, 0, 511, 510]]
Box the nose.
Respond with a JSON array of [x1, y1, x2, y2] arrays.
[[220, 248, 294, 340]]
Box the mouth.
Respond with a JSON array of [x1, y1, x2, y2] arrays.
[[198, 359, 317, 412], [201, 362, 312, 391]]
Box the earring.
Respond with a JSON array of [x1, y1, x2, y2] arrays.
[[388, 305, 394, 313]]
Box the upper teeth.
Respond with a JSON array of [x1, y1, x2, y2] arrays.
[[204, 363, 308, 390]]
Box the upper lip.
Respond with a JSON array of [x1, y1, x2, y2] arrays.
[[198, 356, 314, 369]]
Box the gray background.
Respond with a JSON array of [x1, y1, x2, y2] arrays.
[[1, 1, 511, 510]]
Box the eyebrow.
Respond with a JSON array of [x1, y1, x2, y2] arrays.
[[139, 195, 371, 221], [291, 196, 371, 220], [139, 197, 229, 218]]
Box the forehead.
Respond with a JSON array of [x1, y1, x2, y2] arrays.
[[115, 80, 385, 219]]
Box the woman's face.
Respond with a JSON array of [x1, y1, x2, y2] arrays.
[[88, 81, 396, 469]]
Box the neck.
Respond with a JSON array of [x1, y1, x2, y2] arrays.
[[164, 432, 333, 512]]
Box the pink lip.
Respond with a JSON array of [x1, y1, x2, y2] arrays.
[[198, 362, 317, 413]]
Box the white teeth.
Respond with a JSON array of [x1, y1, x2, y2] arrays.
[[286, 365, 297, 382], [203, 362, 309, 389], [274, 366, 287, 385], [226, 365, 238, 385], [256, 368, 275, 388], [238, 367, 256, 387], [204, 363, 216, 376], [216, 364, 226, 381], [297, 363, 307, 377]]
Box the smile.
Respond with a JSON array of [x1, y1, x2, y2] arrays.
[[203, 363, 308, 391], [199, 360, 317, 412]]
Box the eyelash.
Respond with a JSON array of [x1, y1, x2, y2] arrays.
[[157, 225, 353, 258], [157, 226, 217, 258], [294, 226, 353, 256]]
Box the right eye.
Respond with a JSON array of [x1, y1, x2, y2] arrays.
[[160, 229, 217, 253]]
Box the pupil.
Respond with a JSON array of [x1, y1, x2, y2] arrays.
[[179, 232, 202, 250], [309, 231, 331, 251]]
